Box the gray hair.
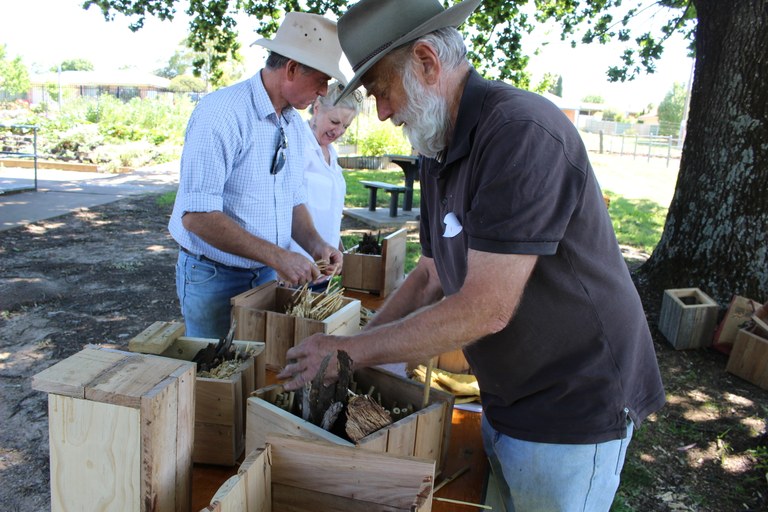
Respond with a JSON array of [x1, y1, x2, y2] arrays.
[[388, 27, 468, 74], [265, 51, 314, 75], [311, 80, 363, 115]]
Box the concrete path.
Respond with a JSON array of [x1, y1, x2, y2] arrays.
[[0, 161, 179, 232]]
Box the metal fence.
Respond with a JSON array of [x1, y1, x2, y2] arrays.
[[580, 131, 682, 167], [1, 84, 204, 108]]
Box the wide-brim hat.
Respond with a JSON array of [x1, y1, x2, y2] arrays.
[[252, 12, 348, 86], [336, 0, 481, 102]]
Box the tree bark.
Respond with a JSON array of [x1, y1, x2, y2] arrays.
[[640, 0, 768, 304]]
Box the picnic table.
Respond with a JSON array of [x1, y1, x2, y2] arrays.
[[385, 154, 420, 211]]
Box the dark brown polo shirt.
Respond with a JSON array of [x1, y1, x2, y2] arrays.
[[419, 69, 665, 444]]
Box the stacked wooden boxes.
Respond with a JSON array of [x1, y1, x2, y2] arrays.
[[658, 288, 719, 349], [31, 346, 195, 512], [726, 316, 768, 389], [128, 321, 265, 466], [201, 436, 434, 512], [342, 228, 407, 297], [246, 366, 454, 476], [230, 280, 361, 383]]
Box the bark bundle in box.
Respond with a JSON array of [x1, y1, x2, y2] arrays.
[[247, 366, 454, 476], [128, 321, 265, 466]]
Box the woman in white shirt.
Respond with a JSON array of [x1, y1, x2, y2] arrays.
[[290, 82, 362, 289]]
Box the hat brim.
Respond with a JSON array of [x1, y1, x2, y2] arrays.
[[252, 39, 349, 86], [336, 0, 480, 104]]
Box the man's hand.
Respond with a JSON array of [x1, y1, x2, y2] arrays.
[[319, 246, 344, 276], [277, 333, 341, 391], [274, 250, 322, 286]]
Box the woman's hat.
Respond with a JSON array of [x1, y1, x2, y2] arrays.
[[252, 12, 348, 86], [336, 0, 481, 100]]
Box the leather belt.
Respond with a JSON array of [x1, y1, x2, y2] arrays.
[[179, 246, 262, 272]]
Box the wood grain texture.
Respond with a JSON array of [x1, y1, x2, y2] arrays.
[[38, 347, 196, 512], [268, 435, 434, 511], [49, 395, 142, 512], [727, 328, 768, 389]]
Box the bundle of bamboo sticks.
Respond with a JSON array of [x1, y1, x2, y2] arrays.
[[285, 261, 345, 320]]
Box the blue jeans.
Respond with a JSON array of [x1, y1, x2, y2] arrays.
[[482, 414, 633, 512], [175, 251, 276, 339]]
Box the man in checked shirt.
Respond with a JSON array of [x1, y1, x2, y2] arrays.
[[169, 13, 346, 339]]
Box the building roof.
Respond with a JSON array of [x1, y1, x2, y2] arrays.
[[29, 70, 171, 88]]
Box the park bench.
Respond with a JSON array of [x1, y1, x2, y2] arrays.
[[359, 180, 409, 217]]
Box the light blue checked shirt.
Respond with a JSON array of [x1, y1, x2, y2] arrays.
[[168, 72, 308, 269]]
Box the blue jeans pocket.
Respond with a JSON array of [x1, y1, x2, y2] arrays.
[[185, 259, 218, 285]]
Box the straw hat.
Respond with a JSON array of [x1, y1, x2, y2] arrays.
[[252, 12, 347, 86], [336, 0, 481, 99]]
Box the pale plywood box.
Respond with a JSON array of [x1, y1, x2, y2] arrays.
[[32, 346, 196, 512], [201, 436, 434, 512]]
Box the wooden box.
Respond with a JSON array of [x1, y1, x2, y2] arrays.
[[713, 295, 763, 353], [201, 435, 434, 512], [231, 280, 361, 375], [658, 288, 719, 349], [342, 228, 407, 297], [726, 318, 768, 389], [246, 367, 454, 476], [31, 346, 195, 512], [128, 321, 265, 466]]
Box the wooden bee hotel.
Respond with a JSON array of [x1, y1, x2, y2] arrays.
[[128, 320, 265, 466]]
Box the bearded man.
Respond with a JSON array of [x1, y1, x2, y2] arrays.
[[279, 1, 665, 510]]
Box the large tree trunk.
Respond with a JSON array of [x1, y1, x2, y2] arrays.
[[639, 0, 768, 305]]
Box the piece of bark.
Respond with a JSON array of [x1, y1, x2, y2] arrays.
[[345, 394, 392, 442], [300, 350, 354, 428], [321, 401, 344, 431]]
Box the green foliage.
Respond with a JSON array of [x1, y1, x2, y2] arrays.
[[156, 45, 192, 79], [358, 124, 411, 157], [83, 0, 693, 88], [582, 94, 605, 104], [535, 0, 697, 82], [170, 74, 207, 93], [657, 81, 687, 136], [534, 72, 560, 95], [158, 39, 245, 88], [52, 59, 94, 72], [10, 94, 194, 169], [0, 44, 31, 97], [602, 108, 625, 123]]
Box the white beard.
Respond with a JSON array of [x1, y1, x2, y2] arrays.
[[393, 64, 451, 158]]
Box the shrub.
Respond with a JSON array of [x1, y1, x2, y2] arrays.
[[358, 124, 411, 156]]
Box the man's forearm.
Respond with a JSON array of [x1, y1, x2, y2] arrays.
[[182, 211, 283, 267], [291, 204, 325, 260], [365, 259, 443, 329]]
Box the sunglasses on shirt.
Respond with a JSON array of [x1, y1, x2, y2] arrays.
[[271, 125, 287, 175]]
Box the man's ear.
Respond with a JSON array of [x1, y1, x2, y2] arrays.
[[285, 59, 301, 81], [412, 42, 441, 85]]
